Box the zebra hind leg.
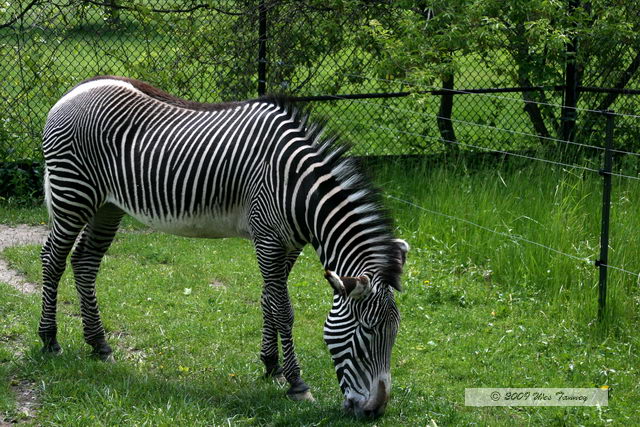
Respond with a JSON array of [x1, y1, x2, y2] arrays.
[[39, 219, 85, 354], [254, 242, 314, 401], [70, 203, 124, 362]]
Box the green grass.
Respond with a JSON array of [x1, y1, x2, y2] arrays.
[[0, 202, 48, 225], [382, 156, 640, 330], [1, 158, 639, 425]]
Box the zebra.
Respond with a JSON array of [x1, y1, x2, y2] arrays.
[[40, 76, 409, 418]]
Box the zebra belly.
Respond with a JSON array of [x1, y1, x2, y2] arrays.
[[120, 205, 252, 239]]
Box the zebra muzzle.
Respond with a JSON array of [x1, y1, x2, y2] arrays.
[[347, 379, 389, 419], [362, 379, 388, 418]]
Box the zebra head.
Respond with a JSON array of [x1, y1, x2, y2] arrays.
[[323, 239, 409, 418]]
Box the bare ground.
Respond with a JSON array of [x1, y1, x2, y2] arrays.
[[0, 225, 48, 425], [0, 224, 48, 294], [1, 380, 39, 426]]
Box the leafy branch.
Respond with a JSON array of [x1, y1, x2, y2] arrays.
[[0, 0, 42, 29]]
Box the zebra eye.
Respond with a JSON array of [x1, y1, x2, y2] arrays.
[[359, 319, 378, 333]]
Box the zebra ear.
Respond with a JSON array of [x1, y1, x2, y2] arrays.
[[341, 275, 371, 299], [325, 270, 346, 297], [325, 270, 372, 300], [388, 239, 410, 292], [393, 239, 410, 267]]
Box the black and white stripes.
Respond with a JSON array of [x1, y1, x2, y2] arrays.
[[39, 76, 407, 417]]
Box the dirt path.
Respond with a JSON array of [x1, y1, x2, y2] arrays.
[[0, 224, 48, 294], [1, 380, 39, 426], [0, 225, 49, 424]]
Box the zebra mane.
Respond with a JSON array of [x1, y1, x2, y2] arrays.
[[255, 96, 404, 290], [77, 76, 246, 112]]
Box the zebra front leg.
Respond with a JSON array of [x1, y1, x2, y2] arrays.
[[255, 243, 313, 401], [260, 291, 284, 382], [260, 249, 300, 383], [261, 284, 314, 401], [39, 220, 85, 354], [70, 204, 123, 362]]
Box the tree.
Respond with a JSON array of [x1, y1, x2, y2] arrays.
[[362, 0, 480, 149], [356, 0, 640, 147]]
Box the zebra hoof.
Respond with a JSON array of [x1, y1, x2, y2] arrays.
[[288, 389, 316, 402], [41, 342, 62, 355], [265, 366, 286, 385], [287, 380, 315, 402], [40, 334, 62, 355], [101, 353, 116, 363], [92, 349, 115, 363], [89, 340, 114, 362]]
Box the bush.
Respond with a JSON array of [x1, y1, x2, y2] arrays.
[[0, 161, 44, 205]]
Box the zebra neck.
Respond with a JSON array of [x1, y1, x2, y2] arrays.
[[306, 188, 390, 278]]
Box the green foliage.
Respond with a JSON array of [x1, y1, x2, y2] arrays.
[[0, 117, 17, 160], [358, 0, 640, 146], [2, 1, 640, 159], [0, 161, 44, 205]]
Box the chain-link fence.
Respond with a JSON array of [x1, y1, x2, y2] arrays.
[[2, 1, 640, 163]]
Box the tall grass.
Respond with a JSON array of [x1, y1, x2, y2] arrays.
[[376, 156, 640, 334]]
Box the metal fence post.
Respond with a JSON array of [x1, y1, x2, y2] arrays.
[[596, 110, 615, 321], [257, 0, 267, 97]]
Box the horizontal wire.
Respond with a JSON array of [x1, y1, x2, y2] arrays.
[[386, 194, 640, 279], [608, 146, 640, 157], [598, 263, 640, 280], [361, 119, 640, 181], [312, 89, 640, 158], [385, 194, 592, 264], [330, 107, 640, 180], [607, 170, 640, 181], [445, 115, 601, 150], [333, 117, 603, 175], [319, 91, 640, 158], [342, 71, 640, 120], [314, 93, 630, 156], [273, 62, 640, 119]]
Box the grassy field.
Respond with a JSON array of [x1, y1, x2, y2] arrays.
[[1, 157, 639, 425]]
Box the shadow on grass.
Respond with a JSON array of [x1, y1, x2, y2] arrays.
[[14, 346, 374, 425]]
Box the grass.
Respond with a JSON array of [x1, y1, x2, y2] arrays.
[[0, 202, 48, 226], [0, 157, 639, 425], [384, 155, 640, 329]]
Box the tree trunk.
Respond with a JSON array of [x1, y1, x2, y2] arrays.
[[521, 84, 551, 142], [595, 50, 640, 112], [437, 72, 457, 151], [561, 34, 579, 143], [509, 22, 553, 144], [105, 0, 120, 26]]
